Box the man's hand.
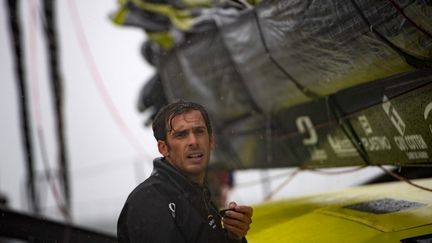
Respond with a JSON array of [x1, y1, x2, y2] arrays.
[[222, 201, 253, 240]]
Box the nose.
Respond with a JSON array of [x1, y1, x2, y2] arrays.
[[187, 133, 198, 147]]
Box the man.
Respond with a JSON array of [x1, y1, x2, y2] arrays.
[[118, 100, 253, 242]]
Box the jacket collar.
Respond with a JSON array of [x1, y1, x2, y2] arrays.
[[153, 157, 207, 194]]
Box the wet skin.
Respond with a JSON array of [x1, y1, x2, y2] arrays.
[[157, 110, 213, 184], [157, 110, 253, 239]]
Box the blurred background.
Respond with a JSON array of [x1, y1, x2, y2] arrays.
[[0, 0, 390, 235]]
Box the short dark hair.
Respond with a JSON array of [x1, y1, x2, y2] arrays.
[[152, 100, 213, 141]]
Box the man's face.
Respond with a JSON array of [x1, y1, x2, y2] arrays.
[[158, 110, 213, 184]]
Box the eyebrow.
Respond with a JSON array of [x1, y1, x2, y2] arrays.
[[171, 130, 187, 136], [170, 125, 207, 134]]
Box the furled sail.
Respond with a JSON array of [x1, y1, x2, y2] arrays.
[[112, 0, 432, 169]]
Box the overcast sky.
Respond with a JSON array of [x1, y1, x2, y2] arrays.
[[0, 0, 160, 231]]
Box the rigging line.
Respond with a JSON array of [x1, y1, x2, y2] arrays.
[[37, 130, 72, 222], [28, 0, 71, 222], [386, 0, 432, 39], [66, 0, 151, 157], [6, 0, 40, 213], [28, 1, 42, 127], [377, 165, 432, 192], [264, 168, 301, 201], [262, 166, 367, 201], [275, 75, 432, 141], [326, 96, 371, 166], [308, 166, 367, 175], [253, 10, 320, 100], [41, 0, 71, 212], [215, 20, 264, 115], [349, 0, 431, 69]]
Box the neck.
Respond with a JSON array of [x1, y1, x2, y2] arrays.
[[188, 175, 204, 185], [165, 158, 205, 184]]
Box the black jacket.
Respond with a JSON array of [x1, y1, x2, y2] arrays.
[[117, 158, 247, 243]]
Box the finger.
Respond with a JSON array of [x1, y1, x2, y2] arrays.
[[223, 213, 252, 228], [223, 217, 251, 237], [228, 201, 237, 209], [234, 205, 253, 217], [224, 219, 249, 236], [225, 210, 252, 224], [223, 222, 246, 236]]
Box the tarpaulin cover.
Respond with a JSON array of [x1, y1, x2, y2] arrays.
[[114, 0, 432, 169]]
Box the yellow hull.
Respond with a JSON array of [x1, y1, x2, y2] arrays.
[[248, 178, 432, 243]]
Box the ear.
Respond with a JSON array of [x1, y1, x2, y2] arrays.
[[157, 140, 169, 157]]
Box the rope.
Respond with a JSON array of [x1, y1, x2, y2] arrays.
[[66, 0, 151, 158], [41, 0, 71, 212], [28, 0, 72, 221], [253, 10, 320, 100], [6, 0, 40, 213], [386, 0, 432, 39], [309, 166, 367, 175], [264, 168, 301, 201], [378, 165, 432, 192]]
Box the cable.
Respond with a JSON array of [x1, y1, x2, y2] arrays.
[[386, 0, 432, 39], [66, 0, 152, 158], [6, 0, 40, 213], [234, 164, 393, 202], [308, 166, 367, 175], [326, 96, 371, 166], [40, 0, 71, 214], [261, 165, 366, 201], [235, 166, 366, 189], [37, 130, 72, 222], [349, 0, 431, 69], [28, 2, 42, 128], [264, 168, 301, 201], [28, 0, 71, 222], [215, 20, 264, 115], [253, 10, 320, 100], [378, 165, 432, 192]]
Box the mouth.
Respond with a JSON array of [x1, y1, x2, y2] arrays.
[[187, 153, 204, 160]]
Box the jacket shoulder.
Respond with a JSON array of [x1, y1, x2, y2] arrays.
[[117, 175, 184, 242]]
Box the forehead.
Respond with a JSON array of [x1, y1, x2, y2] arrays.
[[169, 110, 206, 131]]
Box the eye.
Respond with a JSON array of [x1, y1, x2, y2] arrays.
[[173, 131, 187, 138], [194, 128, 206, 135]]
